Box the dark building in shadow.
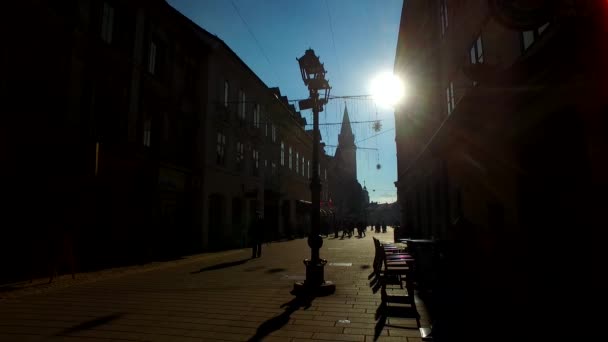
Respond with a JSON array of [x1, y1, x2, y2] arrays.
[[328, 106, 364, 223], [393, 1, 608, 340], [1, 0, 331, 282]]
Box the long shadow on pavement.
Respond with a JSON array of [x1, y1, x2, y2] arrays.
[[0, 281, 53, 293], [247, 294, 315, 342], [190, 258, 251, 274], [265, 268, 287, 274], [369, 272, 381, 294], [54, 313, 124, 336]]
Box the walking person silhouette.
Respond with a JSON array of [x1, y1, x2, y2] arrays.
[[250, 211, 264, 258]]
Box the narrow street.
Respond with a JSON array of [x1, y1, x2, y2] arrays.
[[0, 229, 428, 342]]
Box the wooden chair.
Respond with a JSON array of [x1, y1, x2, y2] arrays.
[[373, 238, 414, 287], [373, 238, 420, 328]]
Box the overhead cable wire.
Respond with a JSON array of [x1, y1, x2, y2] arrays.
[[324, 145, 378, 150], [325, 0, 344, 85], [356, 128, 395, 144], [288, 94, 372, 102], [231, 0, 281, 86]]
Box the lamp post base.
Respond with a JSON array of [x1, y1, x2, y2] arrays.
[[293, 280, 336, 296], [293, 259, 336, 296]]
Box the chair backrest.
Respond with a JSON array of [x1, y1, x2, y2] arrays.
[[380, 242, 414, 274], [372, 238, 382, 272]]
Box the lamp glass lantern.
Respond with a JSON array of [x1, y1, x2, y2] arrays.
[[297, 49, 331, 108]]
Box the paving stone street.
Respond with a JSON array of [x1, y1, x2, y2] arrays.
[[0, 229, 429, 342]]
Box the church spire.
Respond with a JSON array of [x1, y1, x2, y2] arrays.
[[340, 103, 353, 137], [338, 104, 355, 147], [335, 103, 357, 180]]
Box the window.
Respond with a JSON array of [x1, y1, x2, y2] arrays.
[[236, 141, 244, 170], [521, 23, 550, 52], [280, 142, 285, 166], [148, 41, 157, 74], [101, 2, 114, 44], [216, 131, 226, 165], [143, 119, 151, 147], [238, 90, 246, 121], [324, 168, 327, 181], [289, 146, 293, 170], [470, 35, 483, 64], [301, 157, 305, 176], [252, 149, 259, 176], [271, 125, 277, 143], [265, 120, 268, 137], [224, 81, 229, 107], [271, 162, 277, 175], [522, 30, 535, 51], [469, 35, 483, 86], [439, 0, 448, 36], [307, 161, 311, 179], [446, 81, 455, 115], [147, 39, 166, 79], [295, 152, 299, 172], [253, 104, 260, 128]]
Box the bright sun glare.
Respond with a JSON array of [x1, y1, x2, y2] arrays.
[[370, 72, 406, 109]]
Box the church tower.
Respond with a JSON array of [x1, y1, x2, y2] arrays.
[[334, 105, 357, 180]]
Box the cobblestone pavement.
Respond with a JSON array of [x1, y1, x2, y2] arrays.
[[0, 250, 244, 301], [0, 229, 429, 341]]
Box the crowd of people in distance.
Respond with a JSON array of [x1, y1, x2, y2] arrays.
[[250, 214, 397, 258], [323, 220, 389, 239]]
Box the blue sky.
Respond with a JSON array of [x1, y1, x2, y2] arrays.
[[167, 0, 403, 203]]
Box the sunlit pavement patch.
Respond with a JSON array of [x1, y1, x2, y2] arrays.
[[328, 263, 352, 267], [281, 274, 306, 281]]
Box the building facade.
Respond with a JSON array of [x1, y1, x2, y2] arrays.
[[3, 0, 207, 274], [177, 9, 332, 251], [393, 0, 608, 340], [2, 0, 331, 281]]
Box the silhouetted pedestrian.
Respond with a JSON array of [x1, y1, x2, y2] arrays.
[[250, 212, 264, 258], [341, 220, 348, 239]]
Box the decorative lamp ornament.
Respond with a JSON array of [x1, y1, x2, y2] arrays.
[[372, 120, 382, 132]]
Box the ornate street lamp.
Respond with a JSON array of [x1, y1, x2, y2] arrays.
[[294, 49, 335, 295]]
